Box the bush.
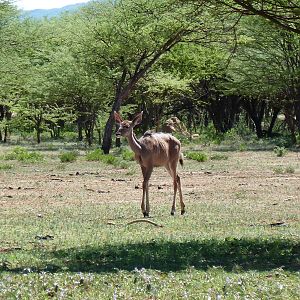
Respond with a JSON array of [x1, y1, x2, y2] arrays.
[[62, 131, 78, 142], [86, 149, 104, 161], [121, 148, 135, 161], [86, 149, 114, 164], [273, 165, 295, 174], [185, 151, 208, 162], [0, 163, 12, 170], [59, 151, 78, 163], [86, 148, 131, 169], [4, 147, 43, 163], [210, 154, 229, 161], [274, 146, 287, 157]]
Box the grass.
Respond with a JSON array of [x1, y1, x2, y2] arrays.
[[0, 162, 12, 170], [59, 150, 79, 163], [0, 142, 299, 299], [86, 147, 134, 169], [273, 165, 295, 174], [2, 146, 43, 162], [274, 146, 287, 157], [185, 151, 208, 162]]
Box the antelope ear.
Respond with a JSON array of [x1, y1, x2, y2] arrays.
[[132, 111, 143, 127], [114, 111, 123, 123]]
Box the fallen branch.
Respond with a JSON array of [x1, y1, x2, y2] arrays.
[[126, 219, 163, 227], [106, 219, 163, 227]]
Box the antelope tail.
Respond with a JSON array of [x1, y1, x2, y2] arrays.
[[179, 153, 184, 167]]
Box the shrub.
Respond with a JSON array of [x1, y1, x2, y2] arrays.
[[59, 151, 78, 163], [86, 148, 131, 169], [121, 148, 135, 161], [4, 147, 43, 163], [86, 149, 116, 165], [0, 163, 12, 170], [273, 165, 295, 174], [285, 166, 295, 174], [274, 146, 287, 157], [210, 154, 229, 161], [62, 131, 78, 142], [86, 149, 104, 161], [185, 151, 208, 162], [100, 154, 118, 165]]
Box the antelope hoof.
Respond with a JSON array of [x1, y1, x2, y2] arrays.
[[143, 212, 149, 218], [181, 209, 186, 215], [171, 211, 175, 216]]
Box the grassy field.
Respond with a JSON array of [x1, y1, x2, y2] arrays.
[[0, 141, 299, 299]]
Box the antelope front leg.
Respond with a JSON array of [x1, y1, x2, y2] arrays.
[[141, 179, 150, 217], [141, 166, 152, 217]]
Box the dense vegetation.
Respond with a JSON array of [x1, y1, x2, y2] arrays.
[[1, 0, 300, 152]]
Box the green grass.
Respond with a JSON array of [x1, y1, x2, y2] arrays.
[[274, 146, 287, 157], [86, 148, 133, 169], [0, 162, 12, 170], [210, 153, 229, 160], [185, 151, 208, 162], [0, 143, 299, 299], [2, 146, 43, 162], [273, 165, 295, 174], [59, 150, 79, 163]]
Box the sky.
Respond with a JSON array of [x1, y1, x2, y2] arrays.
[[16, 0, 91, 10]]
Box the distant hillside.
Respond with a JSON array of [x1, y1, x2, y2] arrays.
[[22, 3, 89, 19]]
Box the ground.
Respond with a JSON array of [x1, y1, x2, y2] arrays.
[[0, 142, 299, 299]]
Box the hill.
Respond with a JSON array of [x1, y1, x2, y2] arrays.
[[22, 3, 88, 19]]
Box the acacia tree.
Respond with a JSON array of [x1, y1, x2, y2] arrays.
[[216, 0, 300, 34], [226, 16, 300, 139], [75, 0, 230, 153], [0, 0, 21, 141]]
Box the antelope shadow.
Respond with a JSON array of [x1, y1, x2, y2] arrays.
[[1, 237, 299, 274]]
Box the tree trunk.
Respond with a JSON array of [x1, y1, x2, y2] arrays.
[[78, 121, 83, 141], [267, 107, 280, 137], [207, 95, 241, 133], [284, 103, 297, 144], [102, 95, 122, 154], [36, 128, 41, 144], [242, 98, 266, 138], [3, 126, 8, 143]]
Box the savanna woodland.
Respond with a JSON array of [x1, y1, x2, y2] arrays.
[[0, 0, 299, 299]]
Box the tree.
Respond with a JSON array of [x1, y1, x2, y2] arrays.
[[226, 16, 300, 139], [216, 0, 300, 34], [76, 0, 229, 153]]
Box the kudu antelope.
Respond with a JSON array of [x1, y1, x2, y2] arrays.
[[114, 111, 185, 217]]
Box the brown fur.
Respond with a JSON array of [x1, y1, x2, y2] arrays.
[[114, 111, 185, 216]]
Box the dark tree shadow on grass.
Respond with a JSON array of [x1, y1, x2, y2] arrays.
[[2, 238, 299, 274]]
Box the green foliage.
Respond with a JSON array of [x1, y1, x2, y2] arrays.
[[86, 149, 104, 161], [273, 165, 295, 174], [210, 154, 229, 161], [59, 151, 78, 163], [116, 148, 135, 162], [0, 163, 12, 170], [274, 146, 287, 157], [3, 146, 43, 162], [199, 124, 224, 145], [86, 148, 131, 169], [185, 151, 208, 162]]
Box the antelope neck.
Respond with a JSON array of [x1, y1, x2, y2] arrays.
[[127, 129, 142, 154]]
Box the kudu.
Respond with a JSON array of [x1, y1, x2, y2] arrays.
[[114, 111, 185, 217]]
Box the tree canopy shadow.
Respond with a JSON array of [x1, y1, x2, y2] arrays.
[[2, 237, 299, 274]]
